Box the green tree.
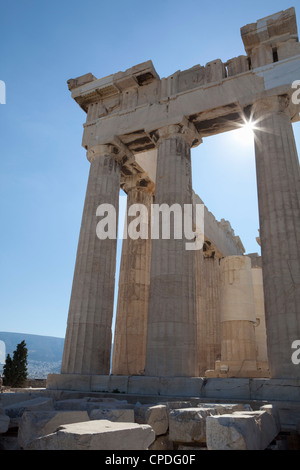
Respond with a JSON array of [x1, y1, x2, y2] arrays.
[[3, 341, 28, 387], [2, 353, 13, 386]]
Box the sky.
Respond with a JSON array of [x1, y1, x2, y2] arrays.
[[0, 0, 299, 339]]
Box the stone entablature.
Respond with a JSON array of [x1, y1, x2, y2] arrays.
[[67, 8, 300, 163]]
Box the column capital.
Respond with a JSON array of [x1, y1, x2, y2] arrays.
[[86, 137, 134, 164], [120, 174, 155, 195], [87, 144, 118, 163], [252, 94, 297, 120], [149, 118, 202, 148]]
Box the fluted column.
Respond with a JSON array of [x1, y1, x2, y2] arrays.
[[196, 248, 206, 375], [111, 177, 153, 375], [145, 124, 199, 377], [197, 256, 221, 375], [219, 256, 257, 375], [253, 95, 300, 378], [61, 144, 121, 375], [251, 266, 269, 372]]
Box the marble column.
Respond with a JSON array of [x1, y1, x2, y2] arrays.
[[61, 144, 121, 375], [251, 266, 269, 372], [195, 248, 206, 375], [253, 95, 300, 378], [219, 256, 257, 376], [196, 253, 221, 375], [111, 177, 153, 375], [145, 124, 199, 377]]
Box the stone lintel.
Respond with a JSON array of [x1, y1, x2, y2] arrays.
[[79, 73, 259, 149], [79, 65, 300, 154]]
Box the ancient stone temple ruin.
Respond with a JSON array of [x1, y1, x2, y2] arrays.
[[47, 7, 300, 399]]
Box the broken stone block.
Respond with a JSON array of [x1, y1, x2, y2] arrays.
[[260, 404, 280, 433], [90, 408, 134, 423], [0, 392, 45, 408], [27, 420, 155, 450], [169, 408, 214, 444], [206, 410, 279, 450], [162, 401, 193, 413], [4, 397, 54, 427], [197, 403, 251, 414], [54, 397, 130, 414], [149, 434, 174, 450], [232, 410, 279, 449], [54, 398, 91, 411], [134, 404, 168, 436], [206, 413, 258, 450], [85, 401, 133, 415], [18, 410, 90, 449]]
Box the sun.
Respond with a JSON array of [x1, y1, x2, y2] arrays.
[[231, 119, 256, 146]]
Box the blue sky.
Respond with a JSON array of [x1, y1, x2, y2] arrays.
[[1, 0, 299, 338]]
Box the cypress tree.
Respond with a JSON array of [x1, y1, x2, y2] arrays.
[[3, 341, 28, 387], [2, 353, 13, 386]]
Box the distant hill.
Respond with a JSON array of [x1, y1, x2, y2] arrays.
[[0, 332, 65, 379], [0, 332, 64, 362]]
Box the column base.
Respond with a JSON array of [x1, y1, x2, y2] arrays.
[[205, 360, 270, 378], [46, 373, 300, 402]]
